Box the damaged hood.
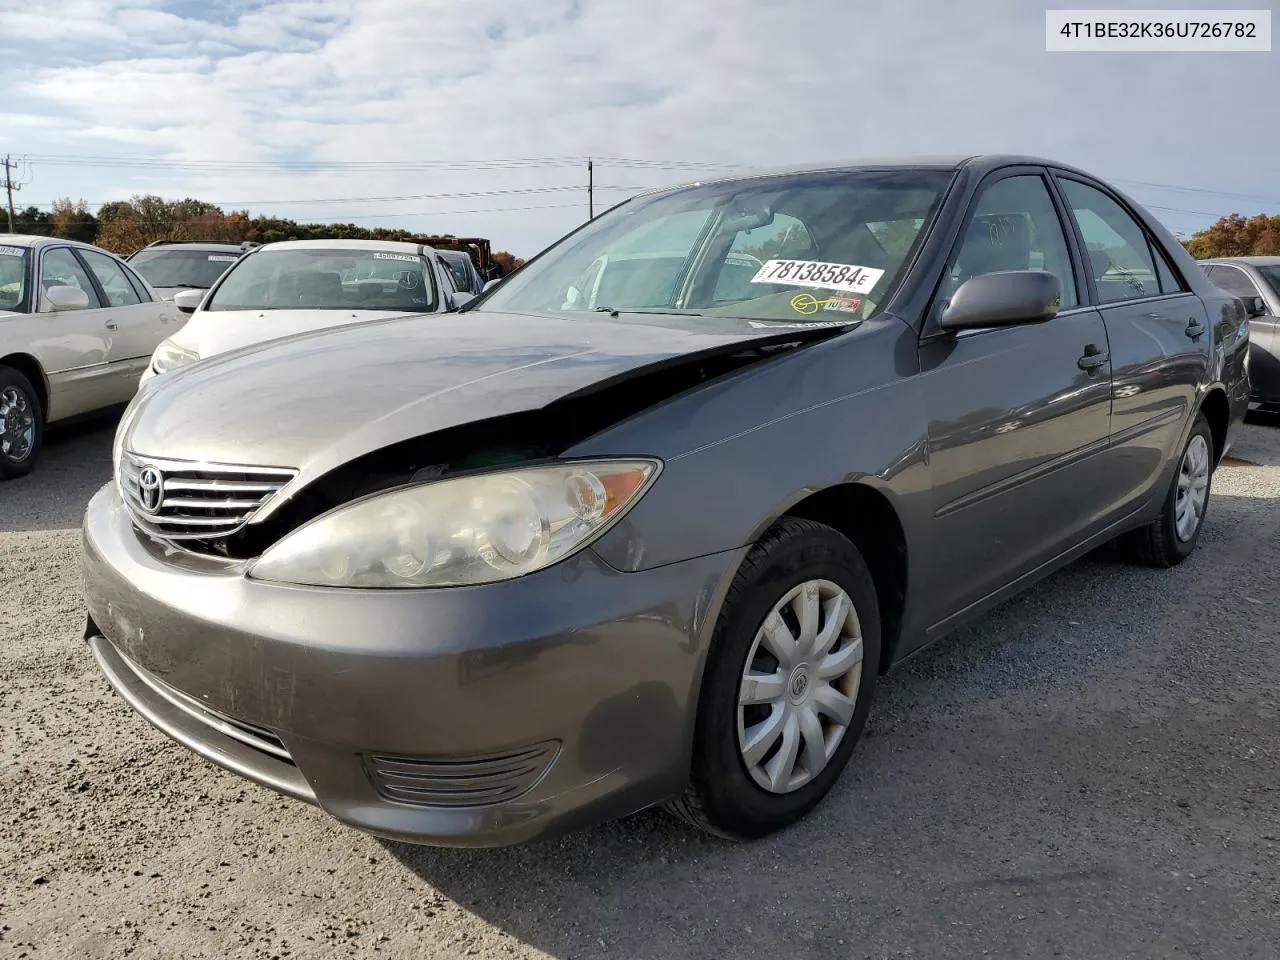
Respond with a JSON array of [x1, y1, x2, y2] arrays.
[[121, 309, 846, 489]]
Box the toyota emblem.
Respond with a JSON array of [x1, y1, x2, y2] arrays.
[[137, 465, 165, 514]]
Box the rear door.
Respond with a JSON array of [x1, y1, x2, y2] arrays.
[[918, 168, 1115, 626], [1052, 175, 1210, 513], [76, 248, 174, 391], [33, 245, 115, 420]]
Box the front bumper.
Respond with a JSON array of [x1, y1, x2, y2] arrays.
[[80, 483, 738, 847]]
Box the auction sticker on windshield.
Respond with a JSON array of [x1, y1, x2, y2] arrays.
[[207, 255, 237, 262], [752, 259, 884, 295], [373, 253, 419, 263], [0, 246, 24, 257]]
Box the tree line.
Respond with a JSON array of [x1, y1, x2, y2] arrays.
[[7, 194, 1280, 263], [6, 195, 525, 273]]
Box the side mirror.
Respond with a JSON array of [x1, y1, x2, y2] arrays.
[[449, 291, 475, 311], [483, 278, 502, 293], [45, 285, 90, 311], [172, 289, 204, 314], [1243, 295, 1268, 319], [938, 270, 1062, 332]]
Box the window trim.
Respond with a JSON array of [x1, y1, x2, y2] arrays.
[[38, 245, 106, 311], [1049, 171, 1194, 308], [119, 258, 154, 302], [76, 246, 145, 308], [921, 165, 1088, 342]]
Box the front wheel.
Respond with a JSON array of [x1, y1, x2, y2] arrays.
[[0, 366, 43, 481], [666, 517, 881, 840], [1122, 413, 1214, 567]]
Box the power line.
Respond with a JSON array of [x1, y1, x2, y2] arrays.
[[22, 153, 741, 173], [90, 200, 596, 225]]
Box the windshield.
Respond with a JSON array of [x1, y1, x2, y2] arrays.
[[205, 248, 438, 312], [480, 170, 953, 324], [0, 245, 29, 312], [1257, 265, 1280, 301], [129, 248, 240, 289]]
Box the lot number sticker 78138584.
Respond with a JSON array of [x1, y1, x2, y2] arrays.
[[751, 259, 885, 295]]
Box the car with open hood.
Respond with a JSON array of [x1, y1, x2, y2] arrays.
[[0, 234, 178, 479], [81, 155, 1249, 848], [140, 238, 475, 384]]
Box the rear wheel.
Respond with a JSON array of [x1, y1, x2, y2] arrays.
[[666, 517, 881, 840], [0, 366, 43, 480], [1122, 413, 1214, 567]]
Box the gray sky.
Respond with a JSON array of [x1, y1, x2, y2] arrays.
[[1, 0, 1277, 256]]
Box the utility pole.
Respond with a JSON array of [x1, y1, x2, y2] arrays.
[[2, 155, 18, 233], [587, 157, 594, 220]]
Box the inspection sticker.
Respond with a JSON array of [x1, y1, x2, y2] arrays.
[[0, 246, 25, 257], [373, 252, 419, 263], [207, 254, 237, 262], [790, 293, 862, 315], [751, 259, 884, 295]]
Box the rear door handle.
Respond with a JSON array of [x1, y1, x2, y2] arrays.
[[105, 320, 118, 330], [1078, 344, 1109, 371], [1185, 318, 1206, 341]]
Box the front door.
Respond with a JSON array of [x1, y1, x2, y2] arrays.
[[34, 246, 115, 421], [918, 170, 1114, 631]]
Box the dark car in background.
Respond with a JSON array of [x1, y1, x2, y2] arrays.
[[1200, 256, 1280, 408], [126, 240, 258, 301], [82, 155, 1249, 849]]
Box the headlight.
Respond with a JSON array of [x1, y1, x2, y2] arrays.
[[248, 458, 661, 589], [150, 338, 200, 374]]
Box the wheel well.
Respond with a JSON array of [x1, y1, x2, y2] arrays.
[[783, 483, 907, 672], [0, 353, 49, 421], [1199, 388, 1228, 466]]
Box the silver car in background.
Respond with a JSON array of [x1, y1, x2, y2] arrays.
[[1200, 256, 1280, 408]]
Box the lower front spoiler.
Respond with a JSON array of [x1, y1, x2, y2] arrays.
[[87, 628, 317, 805]]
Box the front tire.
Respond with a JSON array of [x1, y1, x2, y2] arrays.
[[666, 517, 881, 840], [1123, 413, 1214, 567], [0, 366, 43, 480]]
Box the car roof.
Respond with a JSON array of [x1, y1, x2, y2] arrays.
[[634, 154, 1105, 196], [0, 234, 117, 253], [1203, 255, 1280, 267], [140, 241, 248, 252], [255, 238, 437, 255]]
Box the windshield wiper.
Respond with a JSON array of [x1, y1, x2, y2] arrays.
[[592, 306, 704, 318], [594, 305, 620, 318], [165, 283, 207, 289]]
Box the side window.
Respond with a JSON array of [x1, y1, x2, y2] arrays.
[[39, 248, 103, 308], [947, 174, 1079, 309], [120, 261, 153, 302], [1209, 264, 1264, 300], [1148, 242, 1186, 295], [1058, 179, 1161, 304], [439, 260, 458, 293], [78, 249, 142, 307]]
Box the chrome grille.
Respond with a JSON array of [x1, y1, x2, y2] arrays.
[[119, 452, 297, 541], [364, 742, 559, 808]]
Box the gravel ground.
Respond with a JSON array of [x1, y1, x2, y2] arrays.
[[2, 412, 1279, 960]]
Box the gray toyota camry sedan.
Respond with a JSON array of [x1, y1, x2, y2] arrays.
[[80, 155, 1250, 848]]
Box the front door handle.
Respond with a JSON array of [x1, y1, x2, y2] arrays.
[[1186, 318, 1206, 342], [105, 319, 118, 330], [1078, 343, 1109, 372]]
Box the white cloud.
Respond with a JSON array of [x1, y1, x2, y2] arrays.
[[1, 0, 1277, 255]]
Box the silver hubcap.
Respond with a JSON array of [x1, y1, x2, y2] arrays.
[[1175, 434, 1210, 542], [0, 385, 35, 463], [737, 579, 864, 794]]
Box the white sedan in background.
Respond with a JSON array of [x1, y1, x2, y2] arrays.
[[143, 239, 477, 385]]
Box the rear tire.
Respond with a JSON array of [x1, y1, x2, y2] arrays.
[[1121, 413, 1214, 567], [0, 366, 43, 480], [666, 517, 881, 840]]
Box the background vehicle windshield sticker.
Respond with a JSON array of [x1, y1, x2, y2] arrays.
[[790, 293, 862, 315], [0, 246, 25, 257], [207, 254, 237, 262], [751, 259, 884, 295], [373, 252, 419, 263], [748, 319, 857, 330]]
